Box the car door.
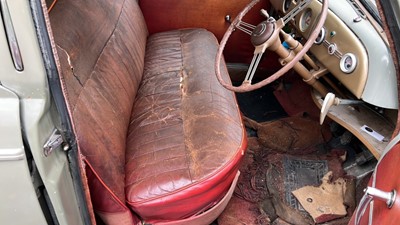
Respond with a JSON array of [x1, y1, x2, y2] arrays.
[[350, 137, 400, 224]]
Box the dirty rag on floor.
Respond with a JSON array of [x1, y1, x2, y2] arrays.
[[244, 115, 332, 155]]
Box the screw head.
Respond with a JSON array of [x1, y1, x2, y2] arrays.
[[353, 17, 362, 22]]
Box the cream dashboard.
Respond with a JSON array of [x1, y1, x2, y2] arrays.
[[270, 0, 398, 109]]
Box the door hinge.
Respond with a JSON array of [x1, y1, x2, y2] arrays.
[[43, 129, 67, 156]]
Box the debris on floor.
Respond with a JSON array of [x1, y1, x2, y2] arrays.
[[271, 218, 292, 225], [217, 196, 270, 225], [265, 152, 348, 224], [219, 115, 356, 225], [292, 172, 347, 223], [244, 115, 331, 154]]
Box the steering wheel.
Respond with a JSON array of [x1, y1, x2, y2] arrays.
[[215, 0, 329, 92]]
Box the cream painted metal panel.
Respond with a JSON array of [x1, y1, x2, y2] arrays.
[[0, 0, 85, 224], [0, 86, 48, 225], [270, 0, 397, 109], [329, 0, 398, 109]]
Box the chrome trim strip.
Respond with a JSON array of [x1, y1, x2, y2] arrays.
[[1, 0, 24, 71], [0, 149, 24, 161]]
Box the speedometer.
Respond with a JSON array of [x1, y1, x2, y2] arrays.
[[300, 9, 312, 32]]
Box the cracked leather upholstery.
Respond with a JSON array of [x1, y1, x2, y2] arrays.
[[126, 29, 246, 222], [49, 0, 246, 224]]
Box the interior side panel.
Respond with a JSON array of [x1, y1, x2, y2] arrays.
[[138, 0, 281, 69]]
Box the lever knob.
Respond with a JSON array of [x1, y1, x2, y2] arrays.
[[320, 93, 337, 125], [260, 9, 269, 18]]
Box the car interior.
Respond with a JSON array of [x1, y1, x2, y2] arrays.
[[39, 0, 398, 224]]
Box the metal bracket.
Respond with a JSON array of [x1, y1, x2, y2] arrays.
[[43, 129, 64, 157]]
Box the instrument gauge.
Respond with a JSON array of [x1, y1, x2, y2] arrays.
[[314, 27, 326, 45], [300, 9, 312, 32], [340, 53, 357, 74], [284, 0, 292, 12]]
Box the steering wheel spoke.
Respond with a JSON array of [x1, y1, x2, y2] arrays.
[[282, 0, 312, 26], [244, 51, 264, 84], [236, 21, 256, 35]]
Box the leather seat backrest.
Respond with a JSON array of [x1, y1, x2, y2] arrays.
[[49, 0, 148, 221]]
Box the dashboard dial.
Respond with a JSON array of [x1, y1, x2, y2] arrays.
[[340, 53, 357, 74], [284, 0, 292, 12], [314, 27, 326, 45], [300, 9, 312, 31]]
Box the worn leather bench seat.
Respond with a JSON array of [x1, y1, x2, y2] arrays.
[[126, 29, 246, 222], [49, 0, 246, 224]]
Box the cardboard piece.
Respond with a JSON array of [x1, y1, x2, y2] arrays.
[[292, 172, 347, 223]]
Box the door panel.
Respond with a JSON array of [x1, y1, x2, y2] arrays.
[[350, 143, 400, 224]]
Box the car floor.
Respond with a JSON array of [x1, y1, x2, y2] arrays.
[[216, 66, 375, 225]]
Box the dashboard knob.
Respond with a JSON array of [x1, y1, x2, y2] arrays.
[[327, 43, 337, 55]]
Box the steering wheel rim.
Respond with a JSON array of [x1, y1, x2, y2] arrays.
[[215, 0, 330, 92]]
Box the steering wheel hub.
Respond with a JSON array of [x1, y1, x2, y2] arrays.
[[253, 23, 266, 35], [251, 20, 275, 46]]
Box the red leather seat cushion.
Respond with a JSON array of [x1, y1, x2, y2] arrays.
[[125, 29, 247, 223]]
